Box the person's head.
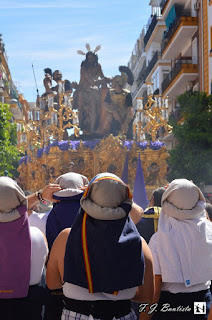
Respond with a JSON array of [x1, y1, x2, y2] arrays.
[[69, 161, 75, 172], [44, 68, 52, 77], [111, 75, 125, 90], [107, 164, 117, 174], [161, 179, 205, 220], [49, 167, 55, 175], [150, 187, 166, 207], [52, 172, 89, 199], [83, 51, 98, 69], [41, 164, 47, 172], [132, 157, 137, 169], [43, 68, 52, 89], [205, 203, 212, 221], [53, 70, 62, 82], [80, 173, 132, 220], [0, 176, 27, 215], [150, 162, 158, 171]]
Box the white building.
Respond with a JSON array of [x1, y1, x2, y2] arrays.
[[128, 0, 212, 149]]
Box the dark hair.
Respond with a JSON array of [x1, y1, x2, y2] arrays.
[[53, 69, 61, 76], [205, 203, 212, 220], [81, 51, 98, 69], [107, 164, 117, 174], [44, 68, 52, 77], [152, 187, 166, 207]]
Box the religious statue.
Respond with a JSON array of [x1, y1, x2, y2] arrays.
[[73, 43, 110, 134], [39, 68, 57, 111], [99, 66, 134, 138], [51, 70, 73, 108], [38, 68, 73, 111]]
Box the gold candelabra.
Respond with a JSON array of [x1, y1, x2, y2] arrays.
[[133, 82, 172, 142], [16, 93, 80, 157]]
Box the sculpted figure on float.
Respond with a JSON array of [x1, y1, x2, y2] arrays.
[[100, 66, 134, 138], [72, 43, 111, 134]]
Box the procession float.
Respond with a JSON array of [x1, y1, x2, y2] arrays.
[[17, 44, 172, 199]]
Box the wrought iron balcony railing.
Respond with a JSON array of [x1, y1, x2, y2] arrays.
[[144, 15, 158, 48], [160, 0, 169, 14], [161, 57, 197, 93], [137, 51, 161, 86], [161, 9, 197, 54]]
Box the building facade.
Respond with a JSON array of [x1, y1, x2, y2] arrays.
[[0, 34, 25, 121], [128, 0, 211, 149]]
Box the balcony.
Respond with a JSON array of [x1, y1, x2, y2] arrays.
[[10, 98, 23, 119], [161, 57, 198, 97], [144, 15, 159, 48], [160, 0, 169, 14], [2, 78, 10, 97], [160, 0, 190, 18], [161, 9, 197, 59], [9, 81, 23, 119], [132, 50, 146, 74], [137, 51, 161, 86]]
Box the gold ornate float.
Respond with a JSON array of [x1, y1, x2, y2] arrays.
[[17, 72, 170, 201]]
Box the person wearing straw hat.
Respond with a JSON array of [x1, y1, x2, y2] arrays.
[[0, 176, 48, 320], [148, 179, 212, 319], [46, 173, 154, 320]]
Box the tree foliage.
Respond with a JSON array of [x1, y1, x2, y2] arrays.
[[0, 102, 20, 177], [167, 91, 212, 185]]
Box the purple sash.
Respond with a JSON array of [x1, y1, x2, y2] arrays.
[[0, 205, 31, 298]]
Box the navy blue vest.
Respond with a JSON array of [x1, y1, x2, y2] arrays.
[[64, 209, 145, 293], [46, 193, 82, 251], [136, 206, 161, 243]]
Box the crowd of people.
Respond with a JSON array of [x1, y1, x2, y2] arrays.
[[0, 170, 212, 320]]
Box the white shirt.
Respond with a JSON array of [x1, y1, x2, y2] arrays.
[[149, 233, 210, 293], [29, 226, 48, 285], [63, 283, 137, 301], [29, 211, 50, 235]]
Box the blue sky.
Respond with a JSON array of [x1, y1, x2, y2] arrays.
[[0, 0, 150, 102]]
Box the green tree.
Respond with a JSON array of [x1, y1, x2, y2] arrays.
[[168, 91, 212, 186], [0, 102, 20, 177]]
